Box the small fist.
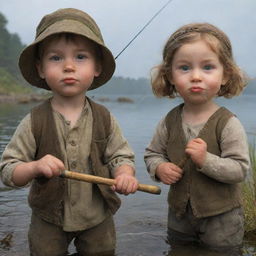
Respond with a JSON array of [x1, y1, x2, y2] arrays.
[[156, 162, 183, 185], [185, 138, 207, 168]]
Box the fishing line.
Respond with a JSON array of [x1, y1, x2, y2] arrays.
[[114, 0, 173, 59]]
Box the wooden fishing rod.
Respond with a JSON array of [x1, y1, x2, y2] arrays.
[[60, 170, 161, 195]]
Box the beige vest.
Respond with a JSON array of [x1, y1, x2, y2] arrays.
[[28, 98, 121, 226], [165, 104, 242, 218]]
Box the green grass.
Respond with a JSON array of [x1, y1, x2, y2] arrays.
[[243, 142, 256, 240], [0, 68, 32, 95]]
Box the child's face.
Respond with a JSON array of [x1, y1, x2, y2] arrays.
[[37, 35, 101, 98], [170, 39, 227, 105]]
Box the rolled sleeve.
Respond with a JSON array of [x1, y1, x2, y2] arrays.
[[0, 114, 36, 187]]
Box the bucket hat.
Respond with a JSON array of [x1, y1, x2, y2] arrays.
[[19, 8, 116, 90]]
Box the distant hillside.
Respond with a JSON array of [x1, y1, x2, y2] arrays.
[[90, 77, 256, 96], [0, 12, 31, 94], [90, 76, 152, 95]]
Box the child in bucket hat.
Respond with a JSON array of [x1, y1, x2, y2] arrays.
[[0, 8, 138, 255], [19, 8, 115, 91]]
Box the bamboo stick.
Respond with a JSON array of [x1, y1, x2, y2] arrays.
[[60, 170, 161, 195]]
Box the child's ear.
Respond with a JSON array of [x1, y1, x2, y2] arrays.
[[36, 61, 45, 79], [94, 63, 102, 78], [222, 73, 229, 85]]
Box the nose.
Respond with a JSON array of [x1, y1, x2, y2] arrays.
[[63, 58, 75, 72], [191, 68, 202, 82]]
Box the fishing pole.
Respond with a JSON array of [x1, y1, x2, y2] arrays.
[[60, 170, 161, 195], [115, 0, 173, 59]]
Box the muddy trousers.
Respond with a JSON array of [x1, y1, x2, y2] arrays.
[[167, 204, 244, 254], [28, 213, 116, 256]]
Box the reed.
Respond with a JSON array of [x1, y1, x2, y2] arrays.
[[243, 142, 256, 240]]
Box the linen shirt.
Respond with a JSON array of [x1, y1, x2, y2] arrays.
[[145, 115, 250, 184], [0, 100, 135, 231]]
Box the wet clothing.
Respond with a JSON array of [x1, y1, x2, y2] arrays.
[[0, 97, 135, 255], [167, 204, 244, 253], [144, 104, 250, 251], [29, 212, 116, 256]]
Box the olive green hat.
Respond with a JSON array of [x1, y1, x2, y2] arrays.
[[19, 8, 116, 90]]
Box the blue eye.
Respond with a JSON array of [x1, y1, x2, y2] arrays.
[[204, 65, 213, 70], [179, 65, 190, 71]]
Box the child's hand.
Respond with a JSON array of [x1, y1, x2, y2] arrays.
[[12, 154, 65, 187], [112, 165, 139, 195], [185, 138, 207, 168], [156, 162, 183, 185], [33, 154, 65, 178]]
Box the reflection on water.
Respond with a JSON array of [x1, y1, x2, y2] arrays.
[[0, 95, 256, 256]]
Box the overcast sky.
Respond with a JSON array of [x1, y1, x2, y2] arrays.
[[1, 0, 256, 79]]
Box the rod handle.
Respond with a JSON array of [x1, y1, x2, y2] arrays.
[[61, 170, 161, 195]]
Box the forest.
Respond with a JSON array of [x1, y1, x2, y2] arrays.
[[0, 12, 31, 94]]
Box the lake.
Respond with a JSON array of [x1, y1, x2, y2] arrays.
[[0, 94, 255, 256]]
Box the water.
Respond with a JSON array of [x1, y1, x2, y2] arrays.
[[0, 95, 255, 256]]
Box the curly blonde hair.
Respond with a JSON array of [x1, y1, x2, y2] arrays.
[[151, 23, 247, 98]]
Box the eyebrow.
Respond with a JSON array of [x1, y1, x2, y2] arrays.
[[174, 57, 218, 63]]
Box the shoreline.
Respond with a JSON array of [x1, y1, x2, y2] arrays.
[[0, 93, 47, 104], [0, 94, 135, 104]]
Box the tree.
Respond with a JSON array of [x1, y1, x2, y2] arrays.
[[0, 12, 26, 83]]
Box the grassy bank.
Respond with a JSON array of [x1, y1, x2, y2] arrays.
[[0, 68, 49, 103], [0, 68, 32, 95], [243, 142, 256, 241]]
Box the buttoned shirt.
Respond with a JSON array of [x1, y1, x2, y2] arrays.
[[0, 101, 135, 231]]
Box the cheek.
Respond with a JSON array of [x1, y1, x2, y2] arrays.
[[42, 67, 60, 84], [169, 72, 178, 85], [171, 74, 186, 87], [215, 74, 226, 86]]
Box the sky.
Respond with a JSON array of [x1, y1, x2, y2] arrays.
[[1, 0, 256, 79]]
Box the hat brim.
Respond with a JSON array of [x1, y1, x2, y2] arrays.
[[19, 19, 115, 90]]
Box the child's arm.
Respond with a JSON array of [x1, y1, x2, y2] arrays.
[[144, 118, 184, 183], [105, 114, 138, 195], [0, 114, 65, 187], [186, 117, 250, 184], [12, 154, 65, 186], [112, 164, 138, 195]]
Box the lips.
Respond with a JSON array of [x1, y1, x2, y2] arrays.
[[190, 87, 204, 93], [63, 78, 77, 84]]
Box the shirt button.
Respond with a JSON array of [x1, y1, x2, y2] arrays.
[[71, 161, 77, 169], [70, 140, 76, 146]]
